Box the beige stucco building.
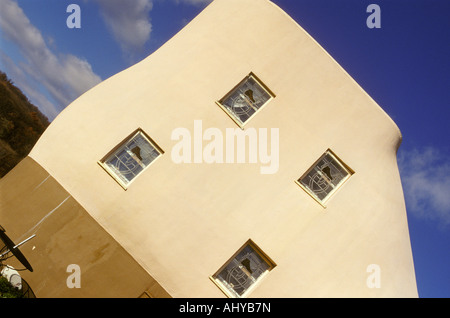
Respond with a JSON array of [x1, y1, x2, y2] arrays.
[[0, 0, 417, 297]]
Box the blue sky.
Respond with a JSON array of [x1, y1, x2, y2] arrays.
[[0, 0, 449, 298]]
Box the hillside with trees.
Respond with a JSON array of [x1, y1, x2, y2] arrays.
[[0, 71, 50, 178]]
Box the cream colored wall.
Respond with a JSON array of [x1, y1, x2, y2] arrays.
[[28, 0, 417, 297]]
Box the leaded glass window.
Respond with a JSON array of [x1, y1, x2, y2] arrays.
[[297, 150, 352, 205], [100, 130, 163, 189], [217, 73, 274, 127], [212, 240, 275, 298]]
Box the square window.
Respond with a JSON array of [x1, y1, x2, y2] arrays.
[[99, 130, 163, 189], [211, 240, 276, 298], [296, 150, 353, 206], [216, 73, 274, 128]]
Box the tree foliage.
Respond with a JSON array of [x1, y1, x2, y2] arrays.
[[0, 71, 50, 178]]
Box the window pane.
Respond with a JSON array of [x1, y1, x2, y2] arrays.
[[103, 131, 161, 186], [220, 74, 272, 125], [299, 151, 350, 203], [214, 242, 273, 297]]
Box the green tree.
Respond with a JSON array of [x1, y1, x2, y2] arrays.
[[0, 70, 50, 177]]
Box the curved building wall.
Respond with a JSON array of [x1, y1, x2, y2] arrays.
[[2, 0, 416, 297]]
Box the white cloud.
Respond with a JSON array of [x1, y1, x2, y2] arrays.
[[93, 0, 212, 61], [398, 147, 450, 226], [0, 0, 102, 120], [95, 0, 153, 60], [0, 0, 212, 120]]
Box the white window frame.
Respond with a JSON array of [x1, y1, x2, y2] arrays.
[[216, 72, 275, 129], [98, 129, 163, 190], [295, 149, 353, 207], [210, 239, 276, 298]]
